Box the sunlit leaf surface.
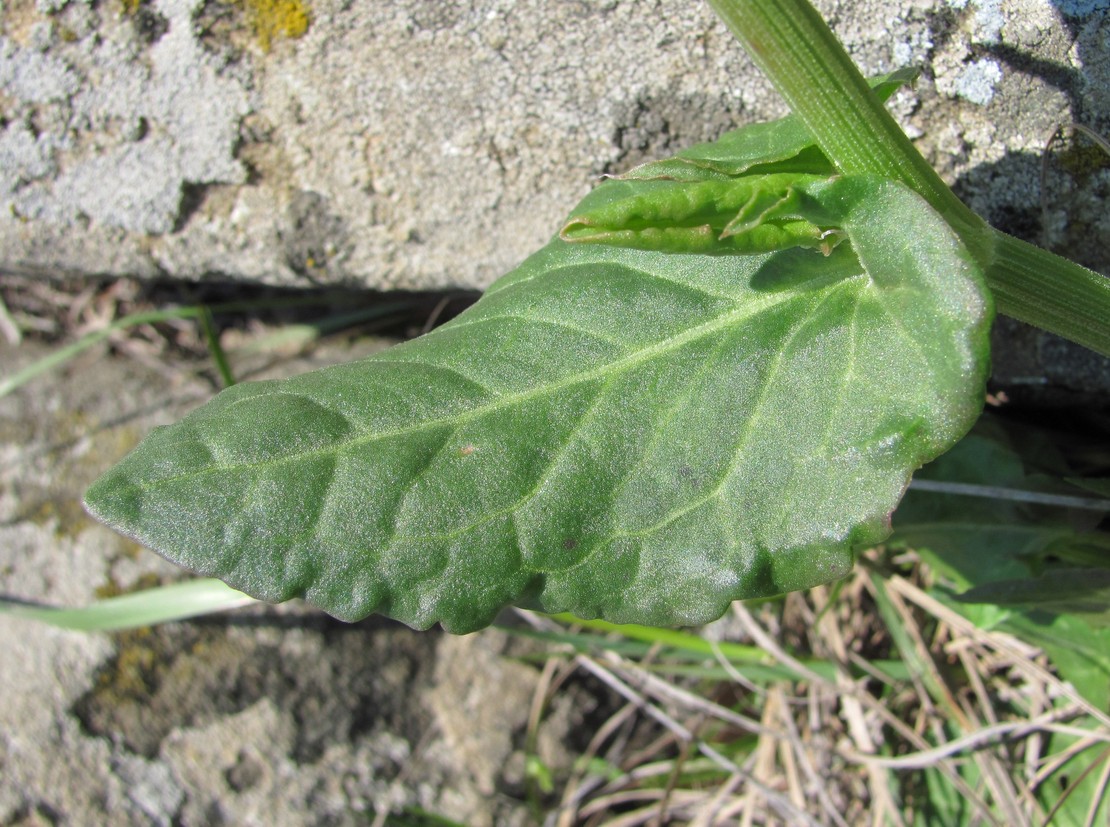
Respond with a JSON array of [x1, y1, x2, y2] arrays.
[[87, 132, 989, 633]]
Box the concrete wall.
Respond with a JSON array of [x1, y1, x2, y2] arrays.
[[1, 0, 1107, 291]]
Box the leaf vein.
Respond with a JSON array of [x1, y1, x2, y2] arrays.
[[611, 283, 853, 540], [134, 287, 811, 491]]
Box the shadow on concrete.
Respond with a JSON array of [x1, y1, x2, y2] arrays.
[[936, 3, 1110, 410]]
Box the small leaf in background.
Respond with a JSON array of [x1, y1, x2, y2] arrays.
[[954, 569, 1110, 625], [892, 419, 1110, 705], [1068, 477, 1110, 498], [561, 173, 838, 254], [892, 419, 1110, 825]]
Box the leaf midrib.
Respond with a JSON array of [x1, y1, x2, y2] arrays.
[[144, 268, 863, 489]]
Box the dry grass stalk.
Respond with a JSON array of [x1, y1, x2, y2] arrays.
[[522, 552, 1108, 825]]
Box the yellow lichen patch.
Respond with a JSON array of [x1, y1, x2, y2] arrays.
[[242, 0, 309, 52]]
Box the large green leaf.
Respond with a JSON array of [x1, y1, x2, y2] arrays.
[[85, 169, 989, 632]]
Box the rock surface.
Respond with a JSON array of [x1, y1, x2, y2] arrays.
[[1, 0, 1107, 291]]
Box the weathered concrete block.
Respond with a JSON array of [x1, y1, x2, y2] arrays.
[[0, 0, 1107, 290]]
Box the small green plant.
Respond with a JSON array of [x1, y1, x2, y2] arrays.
[[82, 0, 1110, 633]]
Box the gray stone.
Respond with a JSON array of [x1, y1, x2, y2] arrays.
[[114, 753, 185, 826], [0, 36, 80, 102], [953, 58, 1004, 105], [1, 0, 1106, 290]]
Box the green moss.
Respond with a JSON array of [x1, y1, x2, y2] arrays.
[[23, 498, 90, 538], [1058, 140, 1110, 184], [6, 407, 143, 539], [90, 627, 161, 701]]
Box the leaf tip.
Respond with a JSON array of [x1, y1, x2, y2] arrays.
[[83, 469, 140, 536]]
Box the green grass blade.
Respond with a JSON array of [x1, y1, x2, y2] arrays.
[[539, 612, 910, 683], [543, 612, 768, 661], [0, 307, 205, 399], [199, 305, 237, 387], [0, 578, 258, 631], [0, 299, 417, 401]]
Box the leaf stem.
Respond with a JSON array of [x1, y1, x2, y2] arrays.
[[706, 0, 1110, 357], [705, 0, 980, 234], [988, 233, 1110, 356]]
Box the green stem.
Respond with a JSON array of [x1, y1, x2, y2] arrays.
[[707, 0, 1110, 357], [706, 0, 980, 233], [199, 305, 237, 388], [989, 234, 1110, 356]]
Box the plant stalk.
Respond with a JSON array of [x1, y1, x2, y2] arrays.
[[706, 0, 1110, 357], [990, 234, 1110, 356], [706, 0, 980, 233]]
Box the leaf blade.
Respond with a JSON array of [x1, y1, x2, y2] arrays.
[[86, 175, 990, 632]]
